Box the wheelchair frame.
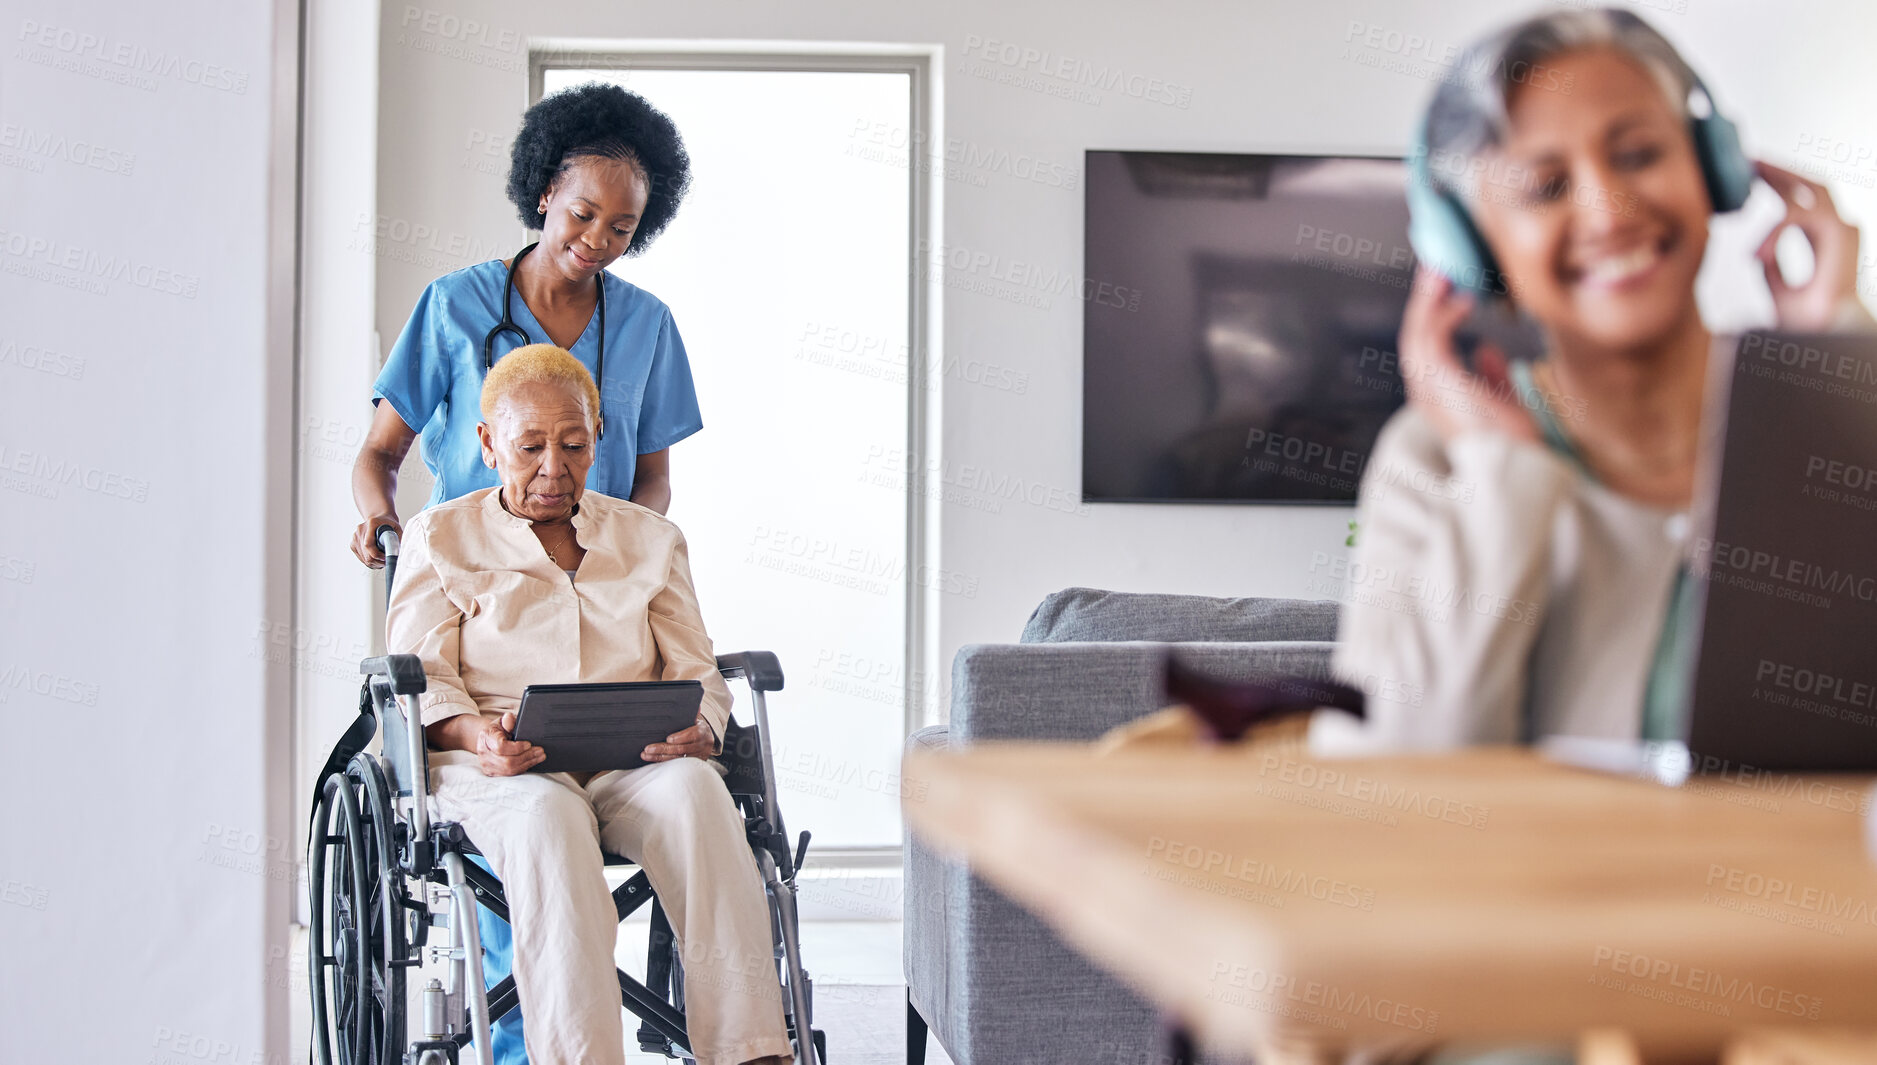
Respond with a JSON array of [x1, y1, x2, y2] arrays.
[[308, 530, 825, 1065]]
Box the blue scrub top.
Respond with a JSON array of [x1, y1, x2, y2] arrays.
[[373, 259, 703, 508]]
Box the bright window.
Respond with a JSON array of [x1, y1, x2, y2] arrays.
[[542, 66, 914, 847]]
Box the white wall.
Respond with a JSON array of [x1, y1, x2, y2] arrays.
[[296, 0, 384, 903], [371, 0, 1877, 693], [0, 0, 297, 1061]]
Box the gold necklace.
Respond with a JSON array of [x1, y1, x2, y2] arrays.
[[538, 522, 575, 566]]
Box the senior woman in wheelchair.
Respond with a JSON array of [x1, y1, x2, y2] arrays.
[[386, 342, 793, 1065]]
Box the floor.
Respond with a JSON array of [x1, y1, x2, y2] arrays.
[[294, 917, 955, 1064], [618, 917, 953, 1065]]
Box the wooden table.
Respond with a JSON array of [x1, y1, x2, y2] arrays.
[[901, 744, 1877, 1064]]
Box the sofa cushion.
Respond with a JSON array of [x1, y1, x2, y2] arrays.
[[951, 640, 1337, 743], [1020, 587, 1338, 644]]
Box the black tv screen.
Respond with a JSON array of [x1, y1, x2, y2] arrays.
[[1082, 150, 1417, 504]]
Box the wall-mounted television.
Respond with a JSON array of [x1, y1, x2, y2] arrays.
[[1082, 150, 1420, 504]]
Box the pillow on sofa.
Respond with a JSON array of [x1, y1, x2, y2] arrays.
[[1020, 587, 1338, 644]]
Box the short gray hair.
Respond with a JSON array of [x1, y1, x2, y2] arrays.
[[1422, 8, 1703, 199]]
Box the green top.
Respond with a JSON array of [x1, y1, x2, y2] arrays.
[[1508, 361, 1692, 742]]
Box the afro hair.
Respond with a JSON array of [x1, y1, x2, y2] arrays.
[[506, 82, 692, 255]]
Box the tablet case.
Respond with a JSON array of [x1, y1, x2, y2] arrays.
[[513, 680, 704, 773]]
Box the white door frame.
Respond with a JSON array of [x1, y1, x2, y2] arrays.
[[529, 44, 944, 869]]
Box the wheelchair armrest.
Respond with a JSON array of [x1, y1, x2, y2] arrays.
[[360, 653, 427, 696], [716, 651, 784, 692]]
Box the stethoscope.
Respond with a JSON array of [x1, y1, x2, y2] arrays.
[[483, 240, 608, 438]]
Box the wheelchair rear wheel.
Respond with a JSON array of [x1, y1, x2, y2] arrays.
[[309, 755, 408, 1065]]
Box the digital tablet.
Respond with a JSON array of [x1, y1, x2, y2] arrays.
[[512, 680, 704, 773]]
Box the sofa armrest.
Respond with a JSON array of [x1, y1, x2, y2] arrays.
[[906, 723, 949, 754], [903, 724, 952, 1040], [949, 639, 1336, 744], [904, 642, 1335, 1064]]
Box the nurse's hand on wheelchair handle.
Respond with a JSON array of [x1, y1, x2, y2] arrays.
[[476, 712, 545, 777], [352, 514, 402, 569], [642, 714, 714, 763]]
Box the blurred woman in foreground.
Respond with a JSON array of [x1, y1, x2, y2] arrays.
[[1318, 7, 1872, 755]]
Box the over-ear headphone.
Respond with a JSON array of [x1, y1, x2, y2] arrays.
[[1405, 72, 1755, 299]]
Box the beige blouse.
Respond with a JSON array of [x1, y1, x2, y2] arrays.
[[1312, 408, 1687, 754], [1315, 318, 1877, 754], [385, 487, 733, 746]]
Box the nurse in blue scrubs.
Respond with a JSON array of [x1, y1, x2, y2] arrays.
[[350, 81, 699, 565], [348, 82, 699, 1063]]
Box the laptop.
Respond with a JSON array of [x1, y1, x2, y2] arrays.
[[1679, 329, 1877, 772], [1544, 330, 1877, 781]]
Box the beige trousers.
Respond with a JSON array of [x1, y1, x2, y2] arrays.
[[430, 751, 794, 1065]]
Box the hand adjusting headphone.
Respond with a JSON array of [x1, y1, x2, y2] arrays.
[[1405, 69, 1755, 299]]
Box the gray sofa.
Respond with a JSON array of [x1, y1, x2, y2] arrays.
[[903, 587, 1340, 1065]]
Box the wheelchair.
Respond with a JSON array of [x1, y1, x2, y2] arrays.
[[307, 528, 826, 1065]]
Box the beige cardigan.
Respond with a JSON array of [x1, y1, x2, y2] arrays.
[[1310, 407, 1689, 755], [385, 487, 735, 743]]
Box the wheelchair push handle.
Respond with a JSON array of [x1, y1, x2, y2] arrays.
[[359, 653, 427, 695], [376, 523, 401, 596]]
